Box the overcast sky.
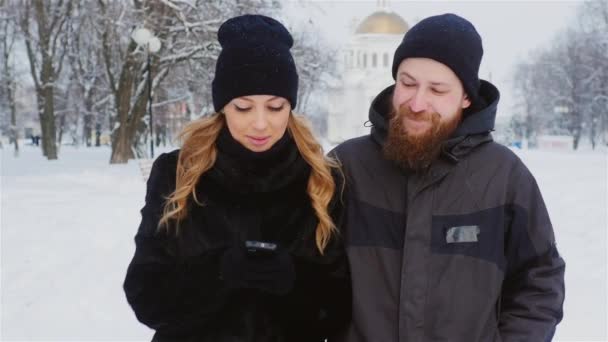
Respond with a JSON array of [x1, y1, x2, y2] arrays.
[[284, 0, 580, 119]]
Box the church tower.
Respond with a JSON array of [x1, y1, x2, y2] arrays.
[[327, 1, 409, 143]]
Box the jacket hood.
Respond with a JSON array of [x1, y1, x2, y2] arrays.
[[369, 79, 500, 149]]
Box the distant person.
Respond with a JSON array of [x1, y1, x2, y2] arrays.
[[331, 13, 565, 341], [123, 14, 350, 342], [31, 135, 40, 146]]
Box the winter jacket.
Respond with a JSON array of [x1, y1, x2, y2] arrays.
[[124, 128, 351, 342], [330, 81, 565, 342]]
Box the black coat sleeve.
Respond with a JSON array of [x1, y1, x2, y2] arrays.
[[281, 166, 352, 341], [309, 167, 352, 340], [499, 162, 566, 341], [123, 152, 229, 337], [316, 253, 352, 341]]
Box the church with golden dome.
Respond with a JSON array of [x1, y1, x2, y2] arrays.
[[326, 1, 409, 143]]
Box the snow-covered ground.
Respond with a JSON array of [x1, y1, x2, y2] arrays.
[[1, 143, 606, 341]]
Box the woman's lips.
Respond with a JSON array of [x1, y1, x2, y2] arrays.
[[247, 136, 271, 146]]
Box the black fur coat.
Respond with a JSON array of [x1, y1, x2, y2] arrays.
[[123, 130, 351, 342]]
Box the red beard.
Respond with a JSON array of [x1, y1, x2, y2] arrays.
[[383, 105, 462, 171]]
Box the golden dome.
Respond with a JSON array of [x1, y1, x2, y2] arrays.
[[355, 11, 409, 35]]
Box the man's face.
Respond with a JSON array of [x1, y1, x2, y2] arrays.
[[392, 57, 471, 137], [384, 58, 472, 171]]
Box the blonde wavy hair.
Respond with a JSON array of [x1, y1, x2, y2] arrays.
[[158, 112, 341, 254]]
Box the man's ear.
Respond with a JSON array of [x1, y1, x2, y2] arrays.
[[462, 94, 471, 109]]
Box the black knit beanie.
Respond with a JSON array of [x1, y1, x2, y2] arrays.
[[392, 13, 483, 107], [212, 14, 298, 112]]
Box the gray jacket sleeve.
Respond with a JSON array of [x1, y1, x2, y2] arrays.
[[499, 161, 566, 341]]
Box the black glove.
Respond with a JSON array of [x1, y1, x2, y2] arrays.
[[220, 245, 295, 295]]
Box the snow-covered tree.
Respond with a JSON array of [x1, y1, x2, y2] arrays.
[[0, 0, 20, 154], [19, 0, 75, 159], [101, 0, 283, 163], [9, 0, 339, 161], [511, 0, 608, 150], [63, 0, 111, 147]]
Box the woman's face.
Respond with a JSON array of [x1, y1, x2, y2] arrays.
[[222, 95, 291, 152]]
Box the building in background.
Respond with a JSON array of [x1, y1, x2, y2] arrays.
[[326, 2, 409, 144]]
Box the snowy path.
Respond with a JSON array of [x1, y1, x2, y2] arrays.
[[2, 146, 155, 341]]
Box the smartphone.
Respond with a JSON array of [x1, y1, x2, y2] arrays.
[[245, 240, 278, 257]]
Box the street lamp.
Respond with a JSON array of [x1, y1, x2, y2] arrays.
[[131, 27, 161, 159]]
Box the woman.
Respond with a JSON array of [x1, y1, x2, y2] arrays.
[[123, 14, 350, 342]]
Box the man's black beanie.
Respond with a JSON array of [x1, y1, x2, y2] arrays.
[[212, 14, 298, 112], [392, 13, 483, 106]]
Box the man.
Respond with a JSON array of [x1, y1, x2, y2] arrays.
[[331, 13, 565, 342]]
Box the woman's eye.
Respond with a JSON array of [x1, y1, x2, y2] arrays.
[[268, 106, 284, 112], [234, 105, 251, 112], [432, 88, 447, 95], [402, 81, 415, 87]]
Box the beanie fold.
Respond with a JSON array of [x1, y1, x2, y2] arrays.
[[212, 59, 298, 112]]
